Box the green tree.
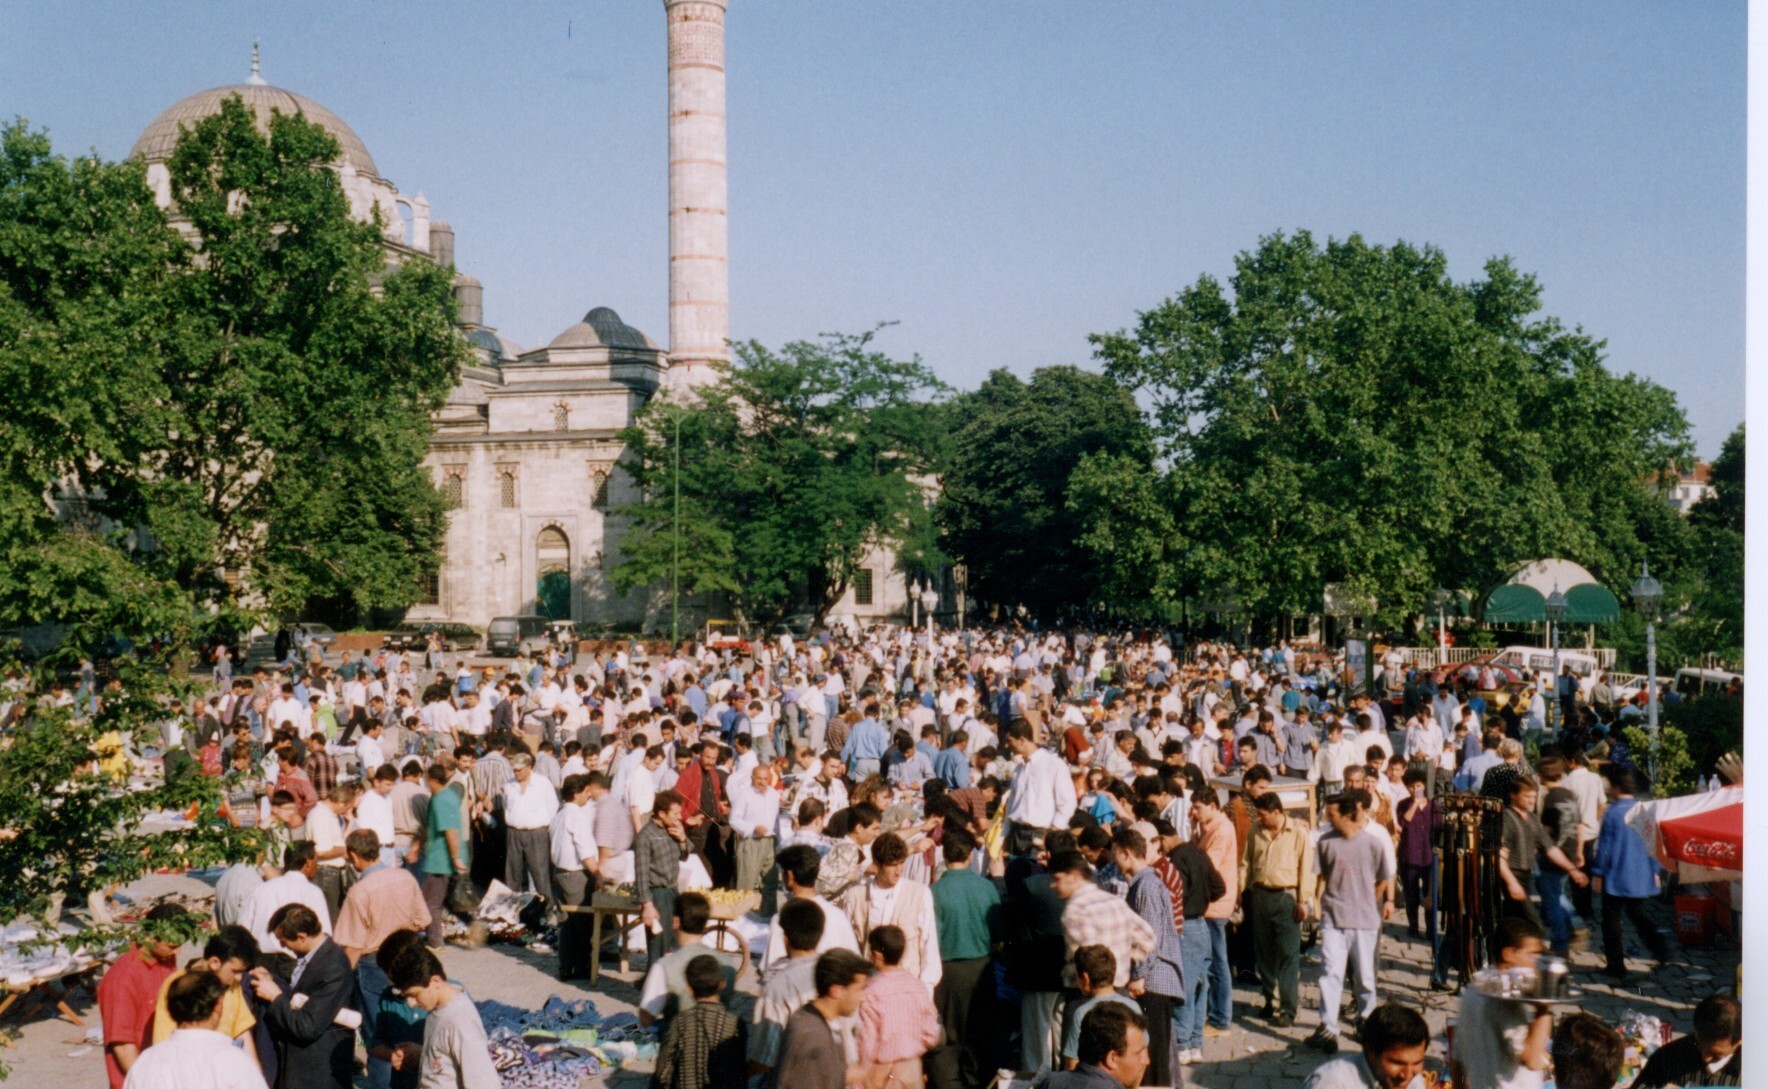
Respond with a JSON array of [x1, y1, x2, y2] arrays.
[[1092, 230, 1693, 627], [614, 330, 947, 623], [0, 103, 464, 625], [0, 656, 259, 924], [1065, 451, 1177, 613], [937, 366, 1155, 618], [1684, 424, 1744, 658]]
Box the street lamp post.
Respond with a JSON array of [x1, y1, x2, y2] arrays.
[[1631, 563, 1663, 738], [1544, 584, 1568, 735], [920, 584, 940, 685], [1430, 586, 1450, 668], [672, 409, 681, 645]]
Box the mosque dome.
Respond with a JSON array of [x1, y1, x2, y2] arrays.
[[548, 307, 657, 351], [131, 81, 381, 179], [465, 327, 525, 365]]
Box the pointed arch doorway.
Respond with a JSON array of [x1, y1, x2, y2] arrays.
[[536, 526, 572, 620]]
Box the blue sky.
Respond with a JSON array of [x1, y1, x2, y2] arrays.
[[1, 2, 1744, 453]]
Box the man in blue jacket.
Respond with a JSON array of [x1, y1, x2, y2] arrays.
[[1588, 767, 1671, 981]]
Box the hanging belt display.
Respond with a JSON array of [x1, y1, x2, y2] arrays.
[[1435, 792, 1504, 988]]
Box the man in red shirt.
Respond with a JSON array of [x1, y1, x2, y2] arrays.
[[97, 903, 188, 1088]]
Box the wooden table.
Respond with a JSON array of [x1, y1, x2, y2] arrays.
[[0, 967, 94, 1030], [562, 892, 648, 984]]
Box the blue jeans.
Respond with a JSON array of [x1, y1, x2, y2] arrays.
[[1176, 922, 1210, 1050], [357, 952, 390, 1047], [1537, 867, 1578, 954], [1205, 918, 1232, 1028]]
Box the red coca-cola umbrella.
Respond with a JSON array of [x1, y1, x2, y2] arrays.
[[1626, 785, 1742, 883]]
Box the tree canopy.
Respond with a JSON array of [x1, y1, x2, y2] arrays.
[[0, 100, 464, 634], [936, 365, 1155, 618], [613, 329, 947, 624], [1090, 230, 1694, 626]]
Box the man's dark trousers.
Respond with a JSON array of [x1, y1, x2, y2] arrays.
[[1248, 886, 1301, 1015], [927, 955, 993, 1089], [1601, 892, 1669, 973]]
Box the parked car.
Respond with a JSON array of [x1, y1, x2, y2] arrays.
[[383, 622, 482, 654], [486, 615, 550, 657], [293, 622, 338, 649], [770, 614, 816, 641]]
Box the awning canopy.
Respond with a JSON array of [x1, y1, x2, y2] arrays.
[[1478, 572, 1622, 624], [1624, 786, 1743, 884], [1480, 583, 1544, 623], [1563, 584, 1621, 623]]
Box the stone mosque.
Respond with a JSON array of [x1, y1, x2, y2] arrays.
[[128, 3, 924, 632]]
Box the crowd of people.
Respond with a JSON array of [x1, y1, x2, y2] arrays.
[[50, 623, 1739, 1088]]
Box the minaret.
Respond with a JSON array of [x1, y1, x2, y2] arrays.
[[663, 0, 729, 387]]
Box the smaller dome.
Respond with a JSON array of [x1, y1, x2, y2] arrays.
[[548, 306, 657, 351], [466, 328, 505, 364]]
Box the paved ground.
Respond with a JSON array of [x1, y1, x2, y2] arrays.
[[1, 873, 1737, 1088]]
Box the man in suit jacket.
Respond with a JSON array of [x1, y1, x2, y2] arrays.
[[248, 903, 356, 1089]]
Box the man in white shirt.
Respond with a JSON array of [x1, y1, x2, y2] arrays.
[[355, 721, 387, 778], [354, 766, 399, 868], [1402, 713, 1447, 795], [1353, 713, 1393, 765], [239, 841, 332, 956], [456, 689, 490, 740], [1431, 688, 1462, 735], [122, 970, 268, 1089], [1310, 720, 1365, 799], [1002, 720, 1078, 856], [551, 771, 606, 980], [503, 752, 560, 903], [266, 684, 307, 735]]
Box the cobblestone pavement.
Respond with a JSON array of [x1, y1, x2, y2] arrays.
[[0, 875, 1737, 1088], [1180, 896, 1739, 1088]]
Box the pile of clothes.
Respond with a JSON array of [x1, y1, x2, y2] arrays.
[[0, 921, 105, 992], [475, 996, 657, 1089], [1609, 1009, 1670, 1086], [441, 880, 556, 947]]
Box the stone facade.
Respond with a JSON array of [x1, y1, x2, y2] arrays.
[[409, 303, 663, 629], [129, 26, 941, 633]]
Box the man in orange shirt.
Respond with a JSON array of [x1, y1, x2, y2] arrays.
[[1191, 791, 1237, 1035], [333, 827, 430, 1081]]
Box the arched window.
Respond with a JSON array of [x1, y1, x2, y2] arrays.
[[498, 467, 518, 508], [442, 468, 465, 507], [554, 403, 571, 432], [590, 462, 612, 509], [419, 545, 443, 606]]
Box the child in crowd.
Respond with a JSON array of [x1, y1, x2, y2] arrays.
[[655, 954, 747, 1089], [1060, 945, 1140, 1071], [855, 926, 942, 1087]]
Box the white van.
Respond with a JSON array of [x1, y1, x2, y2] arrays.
[[1489, 645, 1603, 681], [1674, 668, 1742, 698]]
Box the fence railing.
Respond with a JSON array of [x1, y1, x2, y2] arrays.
[[1386, 646, 1618, 672]]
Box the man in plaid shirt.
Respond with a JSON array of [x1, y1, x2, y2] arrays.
[[655, 954, 746, 1089], [1049, 849, 1154, 989], [306, 731, 339, 797]]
